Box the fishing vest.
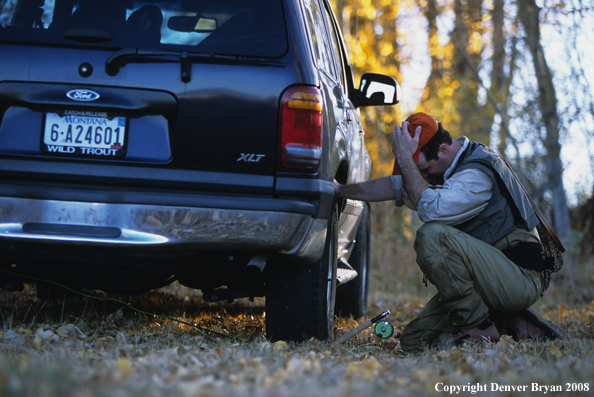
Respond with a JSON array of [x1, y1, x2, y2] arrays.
[[449, 141, 539, 246]]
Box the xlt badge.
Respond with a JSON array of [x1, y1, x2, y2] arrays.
[[237, 153, 265, 163]]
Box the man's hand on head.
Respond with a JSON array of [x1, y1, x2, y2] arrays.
[[391, 120, 428, 210], [392, 120, 422, 160]]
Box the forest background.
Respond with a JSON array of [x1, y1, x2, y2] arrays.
[[330, 0, 594, 300]]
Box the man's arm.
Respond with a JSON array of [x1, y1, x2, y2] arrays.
[[397, 155, 428, 210], [417, 169, 492, 224], [334, 176, 395, 202], [391, 122, 428, 210]]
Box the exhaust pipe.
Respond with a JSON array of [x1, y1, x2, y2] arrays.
[[246, 254, 267, 275]]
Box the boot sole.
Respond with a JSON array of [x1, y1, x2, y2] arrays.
[[518, 308, 569, 341]]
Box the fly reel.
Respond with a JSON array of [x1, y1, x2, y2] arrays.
[[373, 320, 395, 339]]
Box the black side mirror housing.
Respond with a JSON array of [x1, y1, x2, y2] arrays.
[[353, 73, 400, 108]]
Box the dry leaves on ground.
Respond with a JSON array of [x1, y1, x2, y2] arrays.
[[0, 283, 593, 397]]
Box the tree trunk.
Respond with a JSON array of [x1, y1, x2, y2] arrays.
[[424, 0, 441, 84], [490, 0, 506, 152], [517, 0, 576, 281]]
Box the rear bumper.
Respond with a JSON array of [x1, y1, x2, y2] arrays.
[[0, 196, 327, 260]]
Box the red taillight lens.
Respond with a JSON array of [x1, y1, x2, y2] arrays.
[[278, 87, 323, 172]]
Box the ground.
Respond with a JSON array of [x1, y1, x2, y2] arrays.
[[0, 279, 592, 397]]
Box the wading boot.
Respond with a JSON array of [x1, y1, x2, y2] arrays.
[[503, 308, 569, 341]]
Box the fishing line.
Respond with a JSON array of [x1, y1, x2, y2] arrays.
[[0, 267, 235, 340], [353, 0, 359, 78]]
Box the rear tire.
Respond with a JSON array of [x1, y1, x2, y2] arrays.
[[265, 204, 338, 342], [335, 202, 370, 319]]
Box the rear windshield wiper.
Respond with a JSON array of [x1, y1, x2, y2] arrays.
[[105, 47, 286, 82], [105, 48, 178, 75]]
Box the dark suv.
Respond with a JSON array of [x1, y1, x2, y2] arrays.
[[0, 0, 399, 341]]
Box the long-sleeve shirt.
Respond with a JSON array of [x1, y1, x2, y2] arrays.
[[391, 136, 493, 226]]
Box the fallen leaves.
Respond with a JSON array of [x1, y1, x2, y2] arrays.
[[273, 340, 288, 352], [0, 284, 592, 396], [549, 343, 562, 357], [346, 357, 382, 382]]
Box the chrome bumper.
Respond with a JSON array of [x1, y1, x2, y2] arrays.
[[0, 197, 327, 259]]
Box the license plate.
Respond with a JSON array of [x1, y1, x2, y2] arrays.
[[42, 111, 127, 158]]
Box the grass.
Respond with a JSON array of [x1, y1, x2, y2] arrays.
[[0, 202, 593, 396]]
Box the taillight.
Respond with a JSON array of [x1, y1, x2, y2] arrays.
[[278, 86, 323, 172]]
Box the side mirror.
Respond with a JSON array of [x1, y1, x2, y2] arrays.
[[353, 73, 400, 108]]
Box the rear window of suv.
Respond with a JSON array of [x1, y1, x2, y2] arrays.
[[0, 0, 288, 58]]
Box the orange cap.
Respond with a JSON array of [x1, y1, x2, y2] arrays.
[[392, 112, 439, 175]]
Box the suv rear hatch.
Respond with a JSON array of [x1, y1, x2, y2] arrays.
[[0, 0, 290, 193]]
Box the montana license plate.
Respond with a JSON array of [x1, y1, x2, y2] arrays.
[[42, 111, 127, 157]]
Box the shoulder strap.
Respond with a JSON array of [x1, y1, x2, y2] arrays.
[[502, 159, 565, 253]]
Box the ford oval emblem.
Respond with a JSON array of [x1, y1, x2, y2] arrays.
[[66, 89, 100, 102]]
